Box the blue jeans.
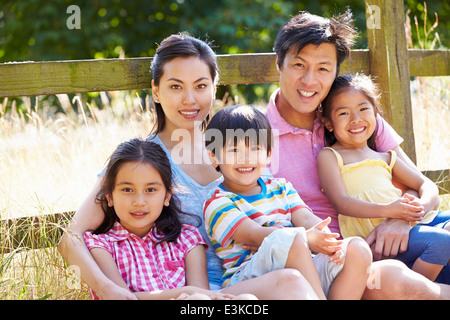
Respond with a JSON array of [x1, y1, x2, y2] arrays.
[[395, 210, 450, 284]]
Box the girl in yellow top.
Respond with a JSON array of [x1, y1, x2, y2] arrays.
[[317, 74, 450, 284]]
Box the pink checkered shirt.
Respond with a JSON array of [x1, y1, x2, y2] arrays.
[[84, 222, 206, 299]]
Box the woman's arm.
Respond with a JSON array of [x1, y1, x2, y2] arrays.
[[57, 179, 137, 300]]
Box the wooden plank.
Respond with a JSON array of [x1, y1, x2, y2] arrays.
[[0, 49, 447, 98], [408, 49, 450, 77], [424, 169, 450, 195], [366, 0, 416, 163], [0, 50, 370, 98], [0, 58, 151, 98], [1, 212, 74, 254]]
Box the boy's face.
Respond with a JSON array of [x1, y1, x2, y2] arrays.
[[276, 43, 337, 127], [209, 139, 271, 195]]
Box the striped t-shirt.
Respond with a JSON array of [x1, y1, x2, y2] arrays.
[[203, 176, 310, 286]]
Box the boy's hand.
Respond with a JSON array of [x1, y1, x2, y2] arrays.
[[306, 217, 343, 256], [328, 249, 344, 265]]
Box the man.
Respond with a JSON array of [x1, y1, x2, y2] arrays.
[[266, 9, 449, 299]]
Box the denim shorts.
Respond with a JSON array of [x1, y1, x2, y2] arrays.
[[395, 210, 450, 284], [227, 227, 353, 297]]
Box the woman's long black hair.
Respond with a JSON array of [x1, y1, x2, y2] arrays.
[[93, 138, 199, 243]]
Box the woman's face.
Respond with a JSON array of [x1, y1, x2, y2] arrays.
[[152, 56, 216, 134]]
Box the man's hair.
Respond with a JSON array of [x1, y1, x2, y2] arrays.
[[273, 9, 357, 76]]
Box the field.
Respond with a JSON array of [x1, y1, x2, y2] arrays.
[[0, 77, 449, 299]]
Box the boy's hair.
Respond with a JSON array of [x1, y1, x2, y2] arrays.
[[321, 74, 383, 150], [205, 105, 273, 171], [273, 9, 357, 76], [151, 32, 218, 134], [94, 138, 199, 242]]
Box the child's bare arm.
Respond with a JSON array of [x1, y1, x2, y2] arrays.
[[317, 148, 423, 221], [90, 247, 133, 293], [292, 209, 342, 257], [392, 146, 440, 212], [184, 245, 209, 289], [391, 154, 439, 214], [91, 246, 230, 300], [231, 219, 281, 247]]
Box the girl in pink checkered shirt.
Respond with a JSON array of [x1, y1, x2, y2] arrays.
[[84, 138, 240, 299]]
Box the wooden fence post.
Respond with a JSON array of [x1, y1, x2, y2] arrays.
[[365, 0, 417, 163]]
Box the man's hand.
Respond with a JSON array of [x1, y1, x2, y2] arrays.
[[365, 218, 411, 260]]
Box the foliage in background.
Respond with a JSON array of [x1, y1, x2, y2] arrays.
[[1, 0, 447, 63], [0, 0, 357, 61]]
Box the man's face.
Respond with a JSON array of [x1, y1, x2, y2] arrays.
[[276, 43, 338, 125]]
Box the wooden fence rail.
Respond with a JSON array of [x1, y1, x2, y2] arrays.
[[0, 49, 448, 98], [0, 0, 449, 253]]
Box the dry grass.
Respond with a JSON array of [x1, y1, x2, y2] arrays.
[[0, 91, 153, 220], [411, 76, 450, 172]]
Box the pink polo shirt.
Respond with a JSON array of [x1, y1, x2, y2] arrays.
[[84, 222, 206, 299], [266, 89, 403, 234]]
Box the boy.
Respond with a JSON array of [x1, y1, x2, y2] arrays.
[[203, 104, 372, 299]]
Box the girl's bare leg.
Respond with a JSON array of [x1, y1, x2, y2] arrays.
[[328, 237, 372, 299]]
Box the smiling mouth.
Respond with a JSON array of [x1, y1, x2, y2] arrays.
[[348, 127, 365, 134], [236, 167, 255, 173], [130, 211, 148, 218], [298, 90, 316, 98], [179, 110, 199, 117]]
